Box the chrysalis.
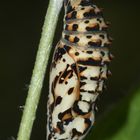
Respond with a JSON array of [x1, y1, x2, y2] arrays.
[[47, 0, 113, 139]]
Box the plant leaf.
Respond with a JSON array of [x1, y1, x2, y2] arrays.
[[85, 88, 140, 140]]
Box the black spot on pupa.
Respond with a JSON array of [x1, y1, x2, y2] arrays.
[[90, 77, 99, 81], [97, 18, 102, 23], [101, 51, 105, 56], [68, 87, 74, 95], [79, 95, 83, 100], [83, 9, 96, 17], [58, 109, 71, 120], [78, 65, 87, 73], [71, 63, 78, 76], [74, 37, 80, 43], [49, 102, 55, 114], [88, 90, 95, 94], [48, 116, 53, 134], [72, 24, 78, 31], [59, 64, 73, 83], [86, 35, 92, 39], [99, 34, 105, 39], [66, 5, 74, 14], [81, 7, 85, 10], [63, 58, 66, 62], [85, 118, 91, 126], [71, 11, 77, 19], [54, 47, 66, 62], [68, 71, 73, 79], [88, 41, 96, 46], [65, 11, 77, 20], [73, 101, 91, 115], [84, 20, 89, 24], [63, 45, 71, 52], [88, 41, 101, 47], [64, 118, 73, 125], [65, 24, 69, 30], [80, 89, 87, 92], [53, 75, 59, 88], [72, 128, 82, 138], [80, 76, 87, 80], [78, 58, 102, 66], [48, 134, 52, 140], [83, 118, 92, 134], [86, 24, 99, 31], [75, 52, 79, 56], [65, 35, 70, 40], [80, 81, 86, 87], [86, 51, 93, 54], [55, 96, 62, 106], [57, 122, 64, 134], [58, 113, 63, 120]]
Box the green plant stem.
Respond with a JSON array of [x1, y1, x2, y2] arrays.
[[17, 0, 63, 140]]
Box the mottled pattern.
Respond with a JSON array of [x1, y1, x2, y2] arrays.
[[47, 0, 113, 140]]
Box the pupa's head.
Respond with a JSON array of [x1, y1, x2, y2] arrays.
[[64, 0, 94, 9]]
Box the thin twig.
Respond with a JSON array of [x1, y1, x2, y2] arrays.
[[17, 0, 63, 140]]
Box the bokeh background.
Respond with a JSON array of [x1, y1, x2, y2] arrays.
[[0, 0, 140, 140]]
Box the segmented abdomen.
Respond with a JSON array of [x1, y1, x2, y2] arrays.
[[47, 0, 113, 140]]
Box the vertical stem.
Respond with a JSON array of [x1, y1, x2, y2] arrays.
[[17, 0, 63, 140]]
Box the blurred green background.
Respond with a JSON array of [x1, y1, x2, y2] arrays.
[[0, 0, 140, 140]]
